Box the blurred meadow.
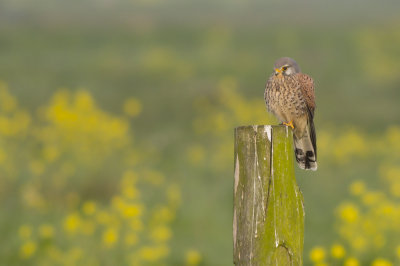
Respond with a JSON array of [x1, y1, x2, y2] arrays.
[[1, 0, 400, 265]]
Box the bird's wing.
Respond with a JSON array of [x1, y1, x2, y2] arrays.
[[296, 73, 315, 116], [264, 75, 274, 110], [296, 73, 317, 160]]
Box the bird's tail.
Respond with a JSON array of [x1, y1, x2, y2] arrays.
[[294, 116, 317, 170]]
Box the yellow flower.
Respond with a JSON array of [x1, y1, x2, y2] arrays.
[[139, 245, 169, 262], [123, 98, 142, 117], [0, 111, 30, 136], [380, 203, 394, 215], [185, 249, 202, 266], [330, 243, 345, 259], [102, 227, 118, 248], [122, 185, 139, 199], [362, 192, 383, 206], [150, 226, 172, 242], [309, 246, 325, 262], [337, 203, 359, 223], [390, 182, 400, 197], [82, 201, 96, 215], [333, 130, 367, 162], [46, 89, 129, 150], [351, 236, 366, 251], [112, 196, 143, 218], [396, 245, 400, 258], [152, 206, 174, 223], [39, 224, 54, 238], [349, 180, 366, 196], [344, 257, 360, 266], [18, 225, 32, 239], [371, 258, 392, 266], [63, 213, 81, 233], [121, 204, 143, 218], [20, 241, 37, 259], [75, 91, 94, 110]]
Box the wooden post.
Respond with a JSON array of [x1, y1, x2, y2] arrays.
[[233, 125, 304, 265]]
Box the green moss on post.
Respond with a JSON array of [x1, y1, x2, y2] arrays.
[[233, 125, 304, 265]]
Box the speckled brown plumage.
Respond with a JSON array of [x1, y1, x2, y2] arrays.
[[264, 57, 317, 170]]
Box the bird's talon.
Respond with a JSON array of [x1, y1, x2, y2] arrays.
[[283, 121, 294, 129]]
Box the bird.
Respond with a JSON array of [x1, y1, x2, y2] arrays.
[[264, 57, 317, 170]]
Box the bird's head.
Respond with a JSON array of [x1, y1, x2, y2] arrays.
[[274, 57, 301, 76]]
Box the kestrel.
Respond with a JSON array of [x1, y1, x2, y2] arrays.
[[264, 57, 317, 170]]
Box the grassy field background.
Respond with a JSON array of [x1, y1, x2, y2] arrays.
[[1, 0, 400, 265]]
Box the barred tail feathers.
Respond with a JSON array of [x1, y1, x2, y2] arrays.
[[294, 118, 317, 170]]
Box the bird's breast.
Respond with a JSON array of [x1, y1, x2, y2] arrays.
[[265, 75, 307, 119]]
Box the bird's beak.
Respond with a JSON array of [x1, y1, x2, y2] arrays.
[[274, 68, 282, 75]]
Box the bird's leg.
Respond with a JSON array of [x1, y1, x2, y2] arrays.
[[283, 120, 294, 129]]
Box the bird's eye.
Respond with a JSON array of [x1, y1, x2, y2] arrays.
[[282, 66, 288, 71]]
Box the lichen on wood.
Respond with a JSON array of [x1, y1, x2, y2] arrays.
[[233, 125, 304, 266]]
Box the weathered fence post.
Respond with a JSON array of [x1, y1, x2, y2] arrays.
[[233, 125, 304, 265]]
